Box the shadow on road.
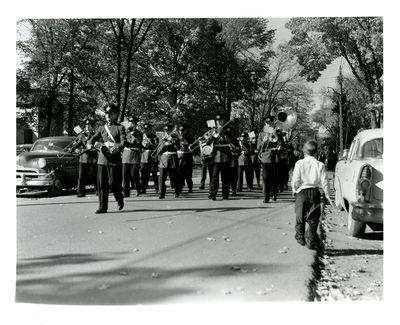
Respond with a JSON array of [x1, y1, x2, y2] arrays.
[[16, 254, 289, 305], [114, 206, 271, 216], [326, 248, 383, 257]]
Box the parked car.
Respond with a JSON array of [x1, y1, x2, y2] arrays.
[[16, 144, 33, 155], [16, 136, 79, 196], [334, 128, 383, 237]]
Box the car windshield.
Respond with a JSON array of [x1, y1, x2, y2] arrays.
[[31, 139, 73, 152], [362, 138, 383, 158]]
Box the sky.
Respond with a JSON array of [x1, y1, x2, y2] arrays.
[[268, 18, 349, 109]]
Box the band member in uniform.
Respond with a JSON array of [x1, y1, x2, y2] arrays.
[[177, 125, 194, 193], [208, 115, 233, 201], [156, 124, 181, 199], [88, 104, 126, 214], [277, 131, 290, 192], [237, 132, 254, 191], [228, 129, 240, 195], [70, 118, 98, 197], [198, 129, 214, 190], [122, 116, 143, 197], [140, 123, 159, 194], [258, 116, 279, 203], [250, 134, 261, 188]]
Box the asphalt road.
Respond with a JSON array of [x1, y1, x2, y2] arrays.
[[16, 176, 317, 305]]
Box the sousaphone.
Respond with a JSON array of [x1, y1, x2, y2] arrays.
[[275, 107, 298, 131]]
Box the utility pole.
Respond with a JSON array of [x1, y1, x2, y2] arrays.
[[337, 64, 344, 153]]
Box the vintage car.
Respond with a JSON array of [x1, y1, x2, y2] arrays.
[[334, 128, 383, 237], [16, 144, 33, 155], [16, 136, 80, 196]]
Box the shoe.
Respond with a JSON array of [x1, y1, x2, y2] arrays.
[[175, 193, 180, 198], [295, 235, 306, 246], [118, 201, 124, 210], [155, 189, 159, 193], [263, 199, 269, 203], [297, 238, 306, 246], [136, 191, 140, 196], [159, 196, 165, 199], [222, 196, 229, 200], [77, 193, 86, 197], [188, 188, 193, 193], [273, 195, 277, 201], [209, 194, 216, 201], [141, 189, 147, 194], [199, 186, 205, 190], [95, 209, 107, 214], [232, 190, 236, 195], [306, 240, 324, 251], [237, 188, 243, 192]]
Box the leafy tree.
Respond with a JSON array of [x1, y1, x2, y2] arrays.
[[286, 17, 383, 128]]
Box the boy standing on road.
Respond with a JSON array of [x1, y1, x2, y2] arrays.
[[291, 140, 333, 250]]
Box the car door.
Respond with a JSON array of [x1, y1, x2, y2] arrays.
[[60, 151, 80, 186]]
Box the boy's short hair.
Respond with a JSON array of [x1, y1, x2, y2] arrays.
[[303, 140, 318, 156]]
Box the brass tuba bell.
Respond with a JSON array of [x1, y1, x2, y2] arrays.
[[275, 107, 297, 131]]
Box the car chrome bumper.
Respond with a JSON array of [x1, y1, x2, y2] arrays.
[[16, 171, 54, 188], [350, 201, 383, 224]]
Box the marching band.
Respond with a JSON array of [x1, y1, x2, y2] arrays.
[[74, 105, 298, 213]]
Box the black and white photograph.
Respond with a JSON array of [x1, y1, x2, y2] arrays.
[[4, 0, 398, 324]]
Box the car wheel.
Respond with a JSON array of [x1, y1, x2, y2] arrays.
[[48, 172, 64, 196], [347, 205, 365, 238]]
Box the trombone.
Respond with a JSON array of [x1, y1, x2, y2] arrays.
[[188, 117, 236, 151]]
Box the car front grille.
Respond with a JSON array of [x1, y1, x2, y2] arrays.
[[17, 168, 38, 174]]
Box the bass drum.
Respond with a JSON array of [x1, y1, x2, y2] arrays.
[[201, 144, 213, 159]]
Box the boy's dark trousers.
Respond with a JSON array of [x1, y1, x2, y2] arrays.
[[294, 187, 321, 246]]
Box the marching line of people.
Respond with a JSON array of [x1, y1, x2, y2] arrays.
[[69, 104, 333, 250], [70, 106, 297, 213]]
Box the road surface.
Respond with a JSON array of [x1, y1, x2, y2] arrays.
[[16, 179, 317, 305]]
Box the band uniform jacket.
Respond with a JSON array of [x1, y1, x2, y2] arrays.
[[210, 131, 233, 163], [178, 140, 194, 166], [158, 136, 180, 169], [141, 132, 159, 164], [89, 123, 126, 166], [238, 140, 253, 166], [71, 132, 98, 164], [250, 140, 260, 164], [122, 128, 143, 164], [257, 131, 279, 163], [229, 137, 240, 168]]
